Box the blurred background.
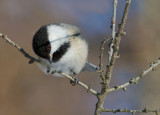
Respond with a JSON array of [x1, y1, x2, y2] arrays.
[[0, 0, 160, 115]]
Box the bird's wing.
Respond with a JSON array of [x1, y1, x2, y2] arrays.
[[82, 61, 99, 72], [59, 23, 80, 35]]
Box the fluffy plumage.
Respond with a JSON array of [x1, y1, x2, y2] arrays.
[[33, 23, 89, 77]]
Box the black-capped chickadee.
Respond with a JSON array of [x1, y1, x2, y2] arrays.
[[32, 23, 98, 85]]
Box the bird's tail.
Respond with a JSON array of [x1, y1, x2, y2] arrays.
[[82, 61, 99, 72]]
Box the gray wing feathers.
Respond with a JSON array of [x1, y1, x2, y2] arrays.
[[58, 23, 98, 72], [82, 61, 99, 72], [59, 23, 80, 35]]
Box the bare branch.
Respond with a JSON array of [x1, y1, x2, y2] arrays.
[[98, 37, 109, 81], [0, 33, 39, 64], [95, 0, 131, 115], [105, 0, 130, 81], [57, 72, 98, 95], [108, 0, 118, 64], [102, 108, 160, 115], [108, 58, 160, 92]]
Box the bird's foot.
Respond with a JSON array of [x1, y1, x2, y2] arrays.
[[70, 75, 79, 86]]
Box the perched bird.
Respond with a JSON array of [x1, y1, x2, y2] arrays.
[[32, 23, 98, 85]]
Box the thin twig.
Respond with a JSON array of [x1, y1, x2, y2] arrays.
[[108, 58, 160, 92], [0, 33, 39, 64], [98, 37, 109, 81], [102, 108, 160, 115], [57, 72, 98, 95], [108, 0, 118, 64]]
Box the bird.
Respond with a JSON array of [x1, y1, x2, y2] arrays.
[[32, 23, 98, 85]]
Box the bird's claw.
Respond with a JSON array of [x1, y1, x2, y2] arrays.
[[70, 76, 79, 86]]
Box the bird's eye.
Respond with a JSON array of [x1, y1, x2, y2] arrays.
[[46, 44, 51, 53], [47, 44, 51, 49]]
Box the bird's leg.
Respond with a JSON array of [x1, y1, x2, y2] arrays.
[[47, 67, 51, 73], [70, 71, 79, 86], [51, 70, 57, 74]]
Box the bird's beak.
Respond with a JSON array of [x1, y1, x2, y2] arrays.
[[47, 54, 52, 63], [48, 58, 52, 63], [47, 56, 52, 63]]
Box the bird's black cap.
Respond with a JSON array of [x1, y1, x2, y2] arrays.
[[32, 25, 51, 60]]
